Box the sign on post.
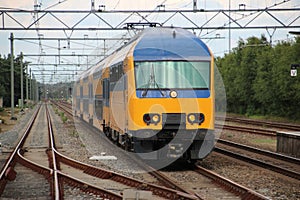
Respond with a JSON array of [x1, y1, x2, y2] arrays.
[[291, 64, 300, 77], [291, 69, 297, 77]]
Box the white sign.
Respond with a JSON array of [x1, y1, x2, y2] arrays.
[[291, 69, 297, 77], [89, 155, 117, 160]]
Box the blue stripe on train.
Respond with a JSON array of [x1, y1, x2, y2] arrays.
[[136, 89, 210, 98]]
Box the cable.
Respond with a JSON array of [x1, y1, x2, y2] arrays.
[[198, 0, 292, 39], [113, 0, 121, 10], [42, 0, 68, 11]]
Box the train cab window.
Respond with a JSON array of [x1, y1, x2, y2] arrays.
[[134, 61, 210, 89]]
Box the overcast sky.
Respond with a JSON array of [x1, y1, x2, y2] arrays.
[[0, 0, 299, 83]]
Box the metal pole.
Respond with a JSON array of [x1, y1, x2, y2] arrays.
[[33, 78, 35, 102], [20, 52, 24, 110], [26, 64, 29, 104], [30, 69, 32, 101], [36, 81, 39, 102], [10, 33, 15, 120], [229, 0, 231, 53], [33, 79, 35, 102]]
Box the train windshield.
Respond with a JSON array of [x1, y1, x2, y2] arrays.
[[134, 61, 210, 89]]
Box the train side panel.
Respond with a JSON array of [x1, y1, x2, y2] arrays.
[[82, 76, 89, 122], [93, 69, 103, 130]]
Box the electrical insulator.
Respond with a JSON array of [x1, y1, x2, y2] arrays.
[[193, 0, 197, 11]]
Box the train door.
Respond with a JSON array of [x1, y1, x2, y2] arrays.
[[109, 62, 126, 134], [103, 77, 110, 126], [123, 61, 128, 133]]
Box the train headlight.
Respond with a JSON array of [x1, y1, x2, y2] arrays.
[[188, 114, 196, 123], [152, 114, 160, 123], [188, 113, 205, 125], [143, 113, 160, 125]]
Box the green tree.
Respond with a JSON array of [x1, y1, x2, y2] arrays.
[[0, 54, 27, 107], [216, 35, 300, 120]]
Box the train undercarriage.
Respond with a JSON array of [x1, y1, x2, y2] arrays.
[[102, 121, 215, 163]]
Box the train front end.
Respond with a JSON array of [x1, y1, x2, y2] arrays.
[[127, 28, 215, 163]]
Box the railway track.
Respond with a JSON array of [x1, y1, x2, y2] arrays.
[[53, 100, 270, 200], [1, 103, 201, 199], [215, 139, 300, 180], [222, 116, 300, 131], [216, 116, 300, 135], [193, 165, 269, 199], [0, 104, 122, 199], [52, 100, 73, 118], [153, 164, 269, 200], [216, 124, 276, 137], [0, 104, 42, 196]]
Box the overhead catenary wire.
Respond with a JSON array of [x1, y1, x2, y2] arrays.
[[2, 0, 298, 84]]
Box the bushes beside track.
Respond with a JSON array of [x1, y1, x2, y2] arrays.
[[216, 36, 300, 120]]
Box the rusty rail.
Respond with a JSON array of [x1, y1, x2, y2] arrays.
[[17, 147, 123, 200], [52, 100, 198, 199], [216, 124, 276, 137], [45, 104, 62, 199], [194, 165, 270, 200], [0, 104, 41, 194], [217, 116, 300, 131], [218, 139, 300, 165], [0, 103, 125, 199], [214, 147, 300, 181], [55, 148, 197, 200]]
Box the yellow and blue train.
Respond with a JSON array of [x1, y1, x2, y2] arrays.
[[74, 27, 215, 163]]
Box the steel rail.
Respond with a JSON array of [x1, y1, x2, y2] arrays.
[[148, 169, 196, 196], [16, 149, 53, 183], [52, 101, 73, 119], [54, 148, 197, 200], [216, 124, 276, 137], [34, 103, 126, 198], [16, 148, 123, 199], [55, 100, 270, 200], [0, 104, 41, 194], [51, 100, 197, 199], [219, 116, 300, 131], [53, 100, 199, 199], [58, 171, 122, 200], [55, 100, 273, 199], [214, 147, 300, 180], [218, 139, 300, 165], [45, 104, 61, 199], [0, 103, 124, 199], [194, 165, 270, 200]]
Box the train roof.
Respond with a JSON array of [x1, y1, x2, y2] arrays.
[[133, 27, 211, 61], [76, 27, 212, 82]]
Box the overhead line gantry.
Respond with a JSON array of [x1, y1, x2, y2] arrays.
[[1, 8, 299, 32]]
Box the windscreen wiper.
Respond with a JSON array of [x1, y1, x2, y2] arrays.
[[142, 65, 165, 97]]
